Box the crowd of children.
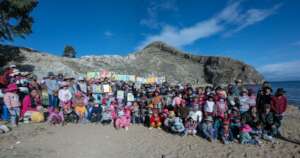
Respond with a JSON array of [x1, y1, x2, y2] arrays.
[[0, 65, 288, 145]]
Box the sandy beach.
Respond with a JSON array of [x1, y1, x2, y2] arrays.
[[0, 106, 299, 158]]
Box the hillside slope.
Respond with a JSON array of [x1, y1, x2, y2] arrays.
[[0, 41, 263, 85]]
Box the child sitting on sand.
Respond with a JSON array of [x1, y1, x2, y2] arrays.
[[131, 101, 141, 124], [170, 117, 185, 135], [62, 106, 79, 124], [220, 120, 233, 144], [261, 104, 276, 141], [201, 116, 215, 142], [150, 110, 162, 129], [101, 102, 113, 125], [229, 108, 241, 139], [115, 107, 131, 130], [184, 117, 197, 136], [239, 124, 261, 145], [88, 102, 102, 123], [48, 107, 63, 125], [73, 92, 87, 122]]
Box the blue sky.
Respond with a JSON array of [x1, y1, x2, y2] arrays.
[[3, 0, 300, 81]]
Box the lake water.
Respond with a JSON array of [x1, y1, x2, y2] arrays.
[[247, 81, 300, 107]]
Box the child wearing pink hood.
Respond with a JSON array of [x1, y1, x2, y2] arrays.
[[239, 124, 261, 145], [47, 106, 64, 125], [115, 107, 131, 130]]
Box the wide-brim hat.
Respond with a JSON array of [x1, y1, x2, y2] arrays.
[[64, 76, 74, 81], [276, 88, 286, 94], [78, 76, 85, 81], [21, 72, 31, 76], [235, 79, 242, 83], [9, 64, 17, 68], [5, 83, 18, 92], [10, 69, 20, 76], [48, 72, 55, 77], [205, 116, 213, 122]]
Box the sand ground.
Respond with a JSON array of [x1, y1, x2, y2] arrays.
[[0, 106, 300, 158]]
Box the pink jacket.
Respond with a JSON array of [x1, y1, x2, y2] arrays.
[[115, 109, 131, 128], [4, 92, 20, 108], [21, 95, 41, 117], [215, 100, 228, 118]]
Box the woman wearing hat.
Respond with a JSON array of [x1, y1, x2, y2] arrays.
[[256, 86, 272, 120], [44, 72, 59, 110], [3, 83, 20, 126], [271, 88, 287, 137]]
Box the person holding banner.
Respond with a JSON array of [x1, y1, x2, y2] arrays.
[[91, 80, 102, 104], [76, 77, 88, 95]]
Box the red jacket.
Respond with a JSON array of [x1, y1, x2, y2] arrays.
[[150, 115, 161, 124], [271, 96, 287, 114]]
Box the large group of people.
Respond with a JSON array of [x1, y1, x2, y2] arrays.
[[0, 65, 288, 145]]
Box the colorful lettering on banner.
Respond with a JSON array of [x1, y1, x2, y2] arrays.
[[100, 69, 110, 78], [87, 72, 96, 80], [127, 92, 135, 102], [128, 75, 136, 82], [136, 77, 145, 83], [157, 77, 166, 84], [117, 90, 124, 99], [120, 75, 128, 81], [147, 77, 156, 84], [102, 84, 111, 93], [111, 72, 117, 80], [94, 85, 102, 93], [95, 72, 101, 79]]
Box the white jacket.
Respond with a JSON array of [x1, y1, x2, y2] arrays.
[[188, 110, 203, 122], [58, 89, 72, 102]]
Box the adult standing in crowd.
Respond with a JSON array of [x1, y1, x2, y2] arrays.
[[271, 88, 288, 136], [44, 72, 59, 111]]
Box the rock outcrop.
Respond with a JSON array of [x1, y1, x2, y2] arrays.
[[0, 41, 263, 85]]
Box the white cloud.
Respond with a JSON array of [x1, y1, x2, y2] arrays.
[[291, 40, 300, 46], [137, 19, 223, 50], [137, 1, 280, 49], [104, 31, 113, 37], [258, 60, 300, 81], [223, 4, 282, 36], [140, 0, 178, 29]]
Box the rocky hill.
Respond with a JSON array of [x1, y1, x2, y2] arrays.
[[0, 41, 263, 85]]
